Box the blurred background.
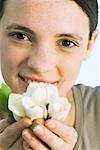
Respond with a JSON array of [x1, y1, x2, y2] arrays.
[[0, 0, 100, 87]]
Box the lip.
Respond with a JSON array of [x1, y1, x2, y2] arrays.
[[18, 74, 29, 90], [18, 74, 58, 87]]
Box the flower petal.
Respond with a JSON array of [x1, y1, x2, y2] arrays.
[[8, 94, 25, 117], [24, 82, 47, 105], [48, 96, 71, 121], [46, 83, 59, 100], [13, 113, 22, 121], [22, 96, 47, 120], [24, 105, 47, 120]]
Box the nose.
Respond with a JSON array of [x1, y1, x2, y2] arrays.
[[27, 44, 57, 75]]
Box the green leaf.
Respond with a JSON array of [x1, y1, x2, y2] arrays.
[[0, 83, 12, 113]]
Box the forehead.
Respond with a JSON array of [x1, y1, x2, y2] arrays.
[[2, 0, 89, 36]]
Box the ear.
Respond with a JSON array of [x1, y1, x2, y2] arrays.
[[83, 30, 99, 60]]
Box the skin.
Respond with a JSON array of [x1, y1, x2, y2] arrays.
[[0, 0, 95, 95], [0, 0, 98, 149]]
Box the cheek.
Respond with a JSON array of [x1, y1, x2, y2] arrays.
[[60, 61, 81, 88], [59, 52, 83, 76], [58, 52, 84, 91], [0, 43, 28, 69]]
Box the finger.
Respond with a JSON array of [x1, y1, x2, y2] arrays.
[[33, 124, 67, 149], [45, 119, 78, 145], [33, 118, 45, 125], [0, 114, 15, 133], [23, 141, 32, 150], [10, 136, 24, 150], [22, 128, 50, 150], [31, 118, 44, 130], [32, 124, 77, 150], [0, 118, 11, 133], [0, 118, 32, 147]]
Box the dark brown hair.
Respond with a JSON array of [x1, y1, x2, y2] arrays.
[[0, 0, 98, 39], [73, 0, 98, 38]]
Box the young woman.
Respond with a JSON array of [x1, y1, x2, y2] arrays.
[[0, 0, 99, 149]]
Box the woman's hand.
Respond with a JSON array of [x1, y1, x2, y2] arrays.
[[22, 119, 78, 150], [0, 115, 32, 150]]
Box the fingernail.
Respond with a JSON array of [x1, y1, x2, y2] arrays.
[[33, 125, 44, 136], [45, 120, 56, 129]]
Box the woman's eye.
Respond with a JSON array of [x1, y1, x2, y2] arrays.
[[9, 32, 30, 41], [58, 39, 76, 48]]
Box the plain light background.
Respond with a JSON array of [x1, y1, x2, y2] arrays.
[[75, 0, 100, 87], [0, 1, 100, 87]]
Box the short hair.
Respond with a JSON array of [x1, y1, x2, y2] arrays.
[[0, 0, 98, 39], [73, 0, 98, 38]]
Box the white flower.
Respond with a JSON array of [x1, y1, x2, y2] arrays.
[[48, 96, 71, 121], [8, 94, 47, 121], [22, 96, 47, 120], [8, 82, 71, 122], [8, 94, 25, 118], [24, 82, 59, 105]]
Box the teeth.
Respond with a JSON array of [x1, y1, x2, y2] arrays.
[[54, 82, 58, 86], [27, 80, 32, 84], [24, 78, 32, 84], [24, 77, 58, 85]]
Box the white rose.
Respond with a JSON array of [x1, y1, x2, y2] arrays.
[[8, 94, 47, 121], [48, 96, 71, 121], [24, 82, 59, 105], [8, 82, 71, 122], [22, 96, 47, 120], [8, 94, 25, 119]]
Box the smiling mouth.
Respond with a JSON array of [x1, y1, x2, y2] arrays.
[[18, 74, 58, 86]]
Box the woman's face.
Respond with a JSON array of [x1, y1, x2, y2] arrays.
[[0, 0, 90, 95]]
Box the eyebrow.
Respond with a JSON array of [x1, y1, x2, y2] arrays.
[[56, 33, 83, 41], [6, 24, 83, 41], [6, 24, 35, 35]]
